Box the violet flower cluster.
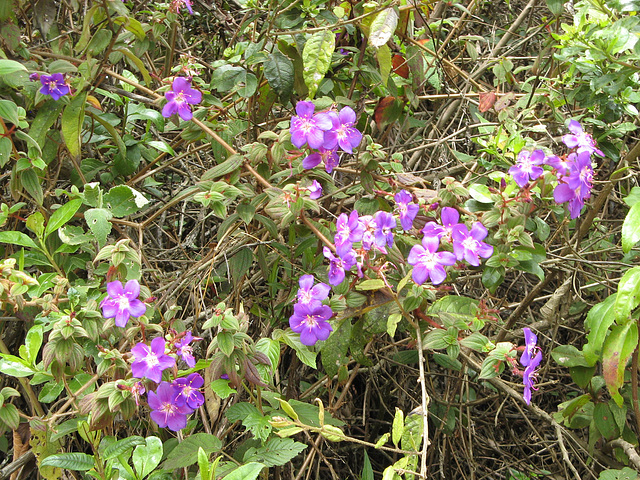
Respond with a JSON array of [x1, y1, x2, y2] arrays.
[[323, 191, 416, 287], [290, 101, 363, 173], [509, 120, 600, 219], [409, 207, 493, 285], [520, 328, 542, 405], [321, 191, 492, 289], [129, 334, 205, 431], [289, 275, 333, 346]]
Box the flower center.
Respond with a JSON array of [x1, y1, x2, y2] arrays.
[[462, 237, 478, 251], [304, 314, 319, 328], [299, 289, 313, 303], [118, 296, 130, 311], [146, 353, 160, 368], [161, 401, 177, 414]]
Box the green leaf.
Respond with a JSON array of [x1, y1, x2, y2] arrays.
[[242, 437, 307, 467], [603, 322, 638, 406], [362, 451, 374, 480], [0, 353, 35, 377], [0, 404, 19, 430], [201, 154, 244, 181], [387, 313, 402, 338], [45, 198, 83, 240], [320, 317, 352, 377], [622, 202, 640, 253], [377, 44, 392, 86], [163, 433, 222, 470], [103, 436, 146, 460], [229, 247, 253, 287], [84, 208, 113, 247], [217, 332, 234, 357], [29, 100, 65, 148], [391, 408, 404, 447], [355, 279, 386, 291], [38, 380, 64, 402], [132, 436, 163, 479], [0, 99, 20, 125], [0, 231, 38, 249], [593, 402, 618, 439], [146, 141, 175, 155], [197, 447, 210, 480], [0, 59, 27, 75], [275, 329, 317, 369], [264, 49, 294, 101], [302, 30, 335, 98], [459, 332, 491, 352], [584, 294, 616, 365], [20, 168, 43, 206], [615, 266, 640, 322], [468, 184, 494, 203], [369, 7, 399, 48], [104, 185, 149, 217], [423, 329, 448, 350], [550, 345, 590, 367], [223, 462, 265, 480], [61, 92, 87, 159], [546, 0, 564, 15], [210, 378, 236, 399], [40, 453, 95, 471]]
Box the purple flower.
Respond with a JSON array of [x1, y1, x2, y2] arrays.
[[323, 246, 356, 286], [175, 331, 201, 368], [302, 147, 340, 173], [451, 222, 494, 267], [131, 381, 145, 406], [359, 215, 377, 251], [553, 150, 593, 219], [562, 120, 603, 156], [29, 72, 40, 82], [323, 107, 362, 153], [374, 211, 396, 249], [422, 207, 462, 241], [334, 211, 364, 257], [289, 302, 333, 346], [173, 373, 205, 409], [297, 275, 331, 305], [523, 349, 542, 405], [101, 280, 147, 327], [171, 0, 193, 14], [544, 154, 570, 177], [520, 328, 538, 367], [407, 235, 457, 285], [308, 180, 322, 199], [290, 101, 334, 149], [509, 149, 544, 187], [131, 337, 176, 383], [394, 190, 419, 231], [39, 73, 70, 101], [162, 77, 202, 121], [148, 382, 192, 431]]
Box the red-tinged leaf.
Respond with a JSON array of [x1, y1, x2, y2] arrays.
[[392, 54, 409, 79], [478, 91, 497, 112], [602, 322, 638, 406], [374, 96, 403, 129]]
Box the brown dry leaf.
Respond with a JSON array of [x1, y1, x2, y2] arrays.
[[11, 423, 31, 480], [396, 172, 426, 186], [478, 91, 497, 112]]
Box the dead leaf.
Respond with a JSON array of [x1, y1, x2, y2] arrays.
[[478, 91, 497, 112]]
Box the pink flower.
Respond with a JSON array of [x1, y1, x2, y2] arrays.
[[162, 77, 202, 121], [148, 382, 192, 431], [131, 338, 176, 383], [101, 280, 147, 327]]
